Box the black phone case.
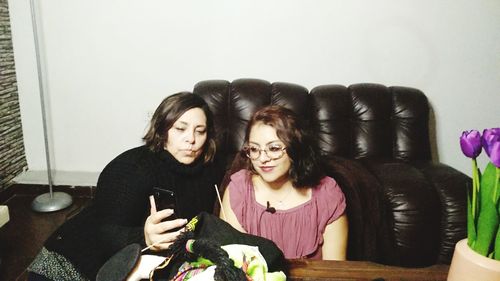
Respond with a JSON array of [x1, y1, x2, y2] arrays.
[[152, 187, 178, 220]]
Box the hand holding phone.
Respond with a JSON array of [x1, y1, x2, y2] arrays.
[[145, 189, 186, 250]]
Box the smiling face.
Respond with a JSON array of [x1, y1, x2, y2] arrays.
[[248, 122, 292, 185], [165, 107, 207, 164]]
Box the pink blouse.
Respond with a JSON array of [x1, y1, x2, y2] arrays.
[[227, 169, 346, 259]]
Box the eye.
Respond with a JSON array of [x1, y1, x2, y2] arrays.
[[268, 144, 284, 152], [175, 127, 186, 131], [195, 129, 206, 135], [248, 146, 260, 153]]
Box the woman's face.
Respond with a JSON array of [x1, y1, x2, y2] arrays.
[[165, 107, 208, 164], [248, 122, 291, 185]]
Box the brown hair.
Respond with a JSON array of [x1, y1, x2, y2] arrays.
[[243, 105, 324, 187], [143, 92, 216, 163]]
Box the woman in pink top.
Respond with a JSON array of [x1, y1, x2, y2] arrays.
[[220, 106, 348, 260]]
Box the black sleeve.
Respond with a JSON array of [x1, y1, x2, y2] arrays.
[[94, 156, 154, 256]]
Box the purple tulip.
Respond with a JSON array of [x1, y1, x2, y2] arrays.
[[482, 128, 500, 156], [482, 128, 500, 167], [460, 130, 482, 158]]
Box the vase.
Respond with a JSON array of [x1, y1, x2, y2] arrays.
[[447, 239, 500, 281]]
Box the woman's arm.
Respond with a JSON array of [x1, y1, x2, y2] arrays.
[[94, 167, 147, 253], [322, 214, 348, 260], [220, 186, 246, 233]]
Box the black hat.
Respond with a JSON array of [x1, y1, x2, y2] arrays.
[[96, 243, 141, 281]]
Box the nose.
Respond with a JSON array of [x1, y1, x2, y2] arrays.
[[185, 130, 195, 144], [257, 149, 271, 162]]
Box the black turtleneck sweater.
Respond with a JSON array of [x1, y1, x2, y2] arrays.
[[43, 146, 225, 279]]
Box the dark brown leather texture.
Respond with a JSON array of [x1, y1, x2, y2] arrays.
[[193, 78, 468, 267]]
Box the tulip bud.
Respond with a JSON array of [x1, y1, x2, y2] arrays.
[[482, 128, 500, 167], [460, 130, 482, 158]]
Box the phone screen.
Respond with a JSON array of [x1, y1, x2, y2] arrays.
[[152, 187, 178, 220]]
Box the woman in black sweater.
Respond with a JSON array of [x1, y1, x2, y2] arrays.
[[27, 92, 225, 281]]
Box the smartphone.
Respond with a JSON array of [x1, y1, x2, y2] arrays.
[[152, 187, 178, 220]]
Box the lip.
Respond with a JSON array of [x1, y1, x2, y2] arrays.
[[259, 166, 275, 173], [181, 149, 196, 155]]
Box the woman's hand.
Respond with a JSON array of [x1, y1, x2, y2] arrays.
[[144, 196, 187, 251]]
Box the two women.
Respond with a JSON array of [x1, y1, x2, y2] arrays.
[[221, 106, 348, 260], [29, 97, 348, 280], [28, 92, 225, 280]]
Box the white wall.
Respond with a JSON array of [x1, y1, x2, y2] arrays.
[[8, 0, 500, 185]]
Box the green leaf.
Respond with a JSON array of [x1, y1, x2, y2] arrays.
[[480, 163, 497, 207], [496, 169, 500, 260], [474, 163, 500, 256], [474, 200, 499, 255]]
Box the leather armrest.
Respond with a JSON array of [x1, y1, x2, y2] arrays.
[[416, 162, 468, 264]]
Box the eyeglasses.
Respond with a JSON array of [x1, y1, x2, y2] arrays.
[[243, 144, 287, 160]]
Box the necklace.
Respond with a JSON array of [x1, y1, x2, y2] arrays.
[[275, 187, 294, 206]]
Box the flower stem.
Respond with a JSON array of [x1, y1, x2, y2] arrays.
[[493, 167, 499, 204], [472, 159, 479, 220]]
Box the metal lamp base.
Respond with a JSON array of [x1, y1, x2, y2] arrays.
[[31, 192, 73, 212]]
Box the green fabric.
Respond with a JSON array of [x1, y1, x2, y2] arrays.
[[222, 244, 286, 281]]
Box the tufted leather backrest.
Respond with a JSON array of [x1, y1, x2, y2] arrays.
[[194, 78, 467, 267], [194, 79, 431, 162], [194, 79, 308, 159], [311, 84, 431, 161]]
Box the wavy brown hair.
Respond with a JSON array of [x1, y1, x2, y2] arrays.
[[243, 105, 324, 187], [143, 92, 216, 163]]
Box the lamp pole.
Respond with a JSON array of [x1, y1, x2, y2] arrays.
[[29, 0, 73, 212]]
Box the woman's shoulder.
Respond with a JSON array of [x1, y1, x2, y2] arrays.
[[229, 169, 251, 182], [104, 146, 156, 167], [313, 176, 346, 222], [316, 176, 342, 193], [111, 145, 153, 161], [313, 176, 346, 206], [227, 169, 253, 200], [98, 146, 157, 179]]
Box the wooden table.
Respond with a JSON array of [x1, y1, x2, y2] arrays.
[[286, 259, 449, 281]]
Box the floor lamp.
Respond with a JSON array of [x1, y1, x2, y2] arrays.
[[29, 0, 73, 212]]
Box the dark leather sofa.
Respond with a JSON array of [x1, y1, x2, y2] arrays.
[[193, 78, 469, 267]]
